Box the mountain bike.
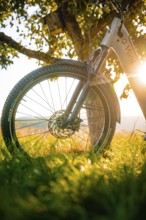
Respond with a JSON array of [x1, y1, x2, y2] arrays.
[[1, 0, 144, 157]]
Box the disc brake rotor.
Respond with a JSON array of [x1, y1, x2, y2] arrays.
[[48, 110, 81, 138]]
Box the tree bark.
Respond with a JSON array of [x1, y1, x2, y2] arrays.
[[0, 32, 55, 63]]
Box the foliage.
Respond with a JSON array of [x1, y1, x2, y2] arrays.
[[0, 132, 146, 219], [0, 0, 145, 97], [0, 42, 18, 69], [0, 1, 145, 62]]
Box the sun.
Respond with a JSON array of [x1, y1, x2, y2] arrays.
[[114, 71, 144, 116], [136, 61, 146, 84]]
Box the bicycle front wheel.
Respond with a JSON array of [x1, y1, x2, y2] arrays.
[[1, 63, 117, 157]]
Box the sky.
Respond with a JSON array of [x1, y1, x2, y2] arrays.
[[0, 54, 144, 118], [0, 55, 37, 115]]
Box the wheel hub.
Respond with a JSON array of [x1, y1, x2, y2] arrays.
[[48, 110, 81, 138]]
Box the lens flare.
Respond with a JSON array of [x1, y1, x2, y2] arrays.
[[137, 61, 146, 83]]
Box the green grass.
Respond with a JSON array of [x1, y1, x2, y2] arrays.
[[0, 132, 146, 220]]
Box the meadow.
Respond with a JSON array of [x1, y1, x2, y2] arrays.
[[0, 131, 146, 220]]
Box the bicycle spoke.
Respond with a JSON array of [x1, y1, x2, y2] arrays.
[[62, 78, 76, 109], [57, 79, 62, 109], [16, 111, 47, 120], [16, 120, 48, 130], [19, 102, 49, 120], [25, 132, 50, 155], [24, 94, 53, 113], [31, 87, 55, 113], [17, 130, 49, 139], [48, 79, 56, 111], [39, 82, 51, 107]]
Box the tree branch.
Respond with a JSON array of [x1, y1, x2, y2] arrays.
[[0, 32, 55, 64]]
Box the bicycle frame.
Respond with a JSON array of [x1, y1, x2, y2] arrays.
[[64, 16, 146, 127], [101, 17, 146, 119]]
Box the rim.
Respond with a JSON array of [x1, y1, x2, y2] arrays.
[[9, 74, 108, 156]]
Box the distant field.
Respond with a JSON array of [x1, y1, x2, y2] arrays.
[[116, 115, 146, 132], [0, 132, 146, 219]]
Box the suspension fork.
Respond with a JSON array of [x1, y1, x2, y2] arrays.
[[64, 79, 90, 126], [64, 45, 109, 127], [65, 80, 85, 115]]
